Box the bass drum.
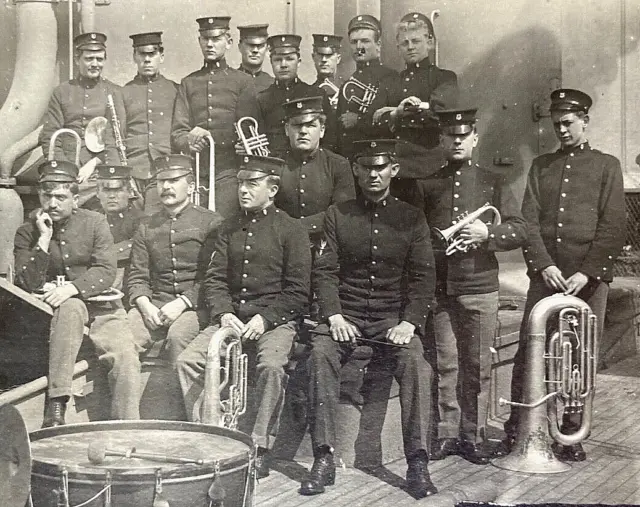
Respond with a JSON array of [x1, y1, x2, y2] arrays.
[[29, 420, 255, 506]]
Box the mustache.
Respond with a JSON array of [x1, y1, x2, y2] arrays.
[[161, 191, 175, 197]]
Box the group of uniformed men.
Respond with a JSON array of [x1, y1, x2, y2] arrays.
[[12, 8, 626, 500]]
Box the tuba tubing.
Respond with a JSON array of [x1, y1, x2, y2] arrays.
[[318, 78, 339, 107], [49, 128, 81, 167], [194, 134, 215, 210]]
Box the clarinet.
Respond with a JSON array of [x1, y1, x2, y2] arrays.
[[107, 94, 142, 199]]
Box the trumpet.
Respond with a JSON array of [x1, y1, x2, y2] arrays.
[[433, 202, 501, 255], [318, 78, 340, 108], [235, 116, 270, 157], [201, 326, 248, 429], [342, 77, 378, 113], [194, 133, 216, 210]]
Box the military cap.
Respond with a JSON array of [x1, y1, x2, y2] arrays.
[[238, 24, 269, 42], [312, 34, 342, 55], [549, 88, 592, 113], [283, 96, 325, 122], [129, 31, 163, 48], [38, 160, 79, 183], [96, 164, 131, 180], [347, 14, 381, 34], [268, 34, 302, 54], [153, 154, 193, 179], [353, 139, 397, 166], [237, 155, 286, 180], [438, 108, 478, 135], [196, 16, 231, 36], [74, 32, 107, 51], [399, 12, 434, 36]]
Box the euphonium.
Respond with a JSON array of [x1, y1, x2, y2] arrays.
[[433, 202, 501, 255], [201, 326, 248, 429], [493, 294, 597, 474], [342, 77, 378, 113], [318, 78, 340, 107], [235, 116, 270, 157]]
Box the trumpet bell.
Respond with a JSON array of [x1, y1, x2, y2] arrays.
[[85, 116, 108, 153]]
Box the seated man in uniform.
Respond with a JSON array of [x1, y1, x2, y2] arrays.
[[14, 160, 140, 427], [301, 140, 437, 498], [177, 155, 311, 479]]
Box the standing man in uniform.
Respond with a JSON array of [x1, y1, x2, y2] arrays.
[[311, 34, 344, 112], [40, 32, 125, 181], [503, 89, 625, 462], [177, 155, 310, 479], [414, 109, 527, 464], [335, 15, 397, 160], [14, 161, 140, 427], [171, 16, 256, 218], [127, 155, 222, 372], [237, 24, 274, 94], [122, 31, 178, 214], [301, 140, 437, 498]]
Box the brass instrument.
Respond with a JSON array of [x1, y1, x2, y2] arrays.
[[494, 294, 597, 474], [201, 326, 248, 429], [342, 77, 378, 113], [235, 117, 270, 156], [433, 202, 501, 255], [318, 78, 340, 108], [193, 133, 216, 210], [49, 128, 81, 167]]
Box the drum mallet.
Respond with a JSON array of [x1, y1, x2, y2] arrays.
[[88, 441, 204, 465]]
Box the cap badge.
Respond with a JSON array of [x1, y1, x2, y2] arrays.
[[244, 156, 249, 163], [281, 36, 286, 42], [323, 36, 328, 41], [357, 16, 363, 21], [297, 102, 303, 108], [208, 18, 214, 24], [90, 33, 96, 40], [456, 114, 462, 120], [559, 92, 565, 98], [51, 161, 57, 168], [413, 13, 419, 18], [109, 167, 115, 174], [370, 141, 377, 148]]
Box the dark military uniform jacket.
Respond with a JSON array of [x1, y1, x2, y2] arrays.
[[128, 202, 222, 308], [522, 142, 625, 283], [123, 73, 178, 180], [335, 59, 398, 160], [314, 194, 435, 334], [40, 76, 125, 165], [276, 148, 355, 241], [14, 209, 116, 298], [171, 59, 256, 175], [414, 160, 527, 295], [103, 207, 145, 266], [205, 205, 311, 327], [238, 66, 274, 94], [313, 74, 345, 112]]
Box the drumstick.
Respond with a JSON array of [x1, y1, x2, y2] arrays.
[[88, 441, 204, 465], [307, 329, 409, 349]]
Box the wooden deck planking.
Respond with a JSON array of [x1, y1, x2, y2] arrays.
[[582, 459, 640, 504]]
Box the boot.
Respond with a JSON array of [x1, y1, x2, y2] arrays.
[[42, 397, 67, 428], [255, 447, 270, 479], [429, 437, 459, 460], [300, 449, 335, 496], [406, 451, 437, 498]]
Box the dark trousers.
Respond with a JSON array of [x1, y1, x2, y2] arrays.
[[307, 316, 433, 460], [504, 277, 609, 437]]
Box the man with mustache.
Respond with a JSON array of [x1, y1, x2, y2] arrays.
[[171, 17, 256, 218], [177, 155, 310, 479], [122, 32, 178, 214], [40, 32, 125, 183], [13, 160, 140, 427], [127, 155, 222, 380], [237, 24, 274, 94], [311, 34, 344, 111]]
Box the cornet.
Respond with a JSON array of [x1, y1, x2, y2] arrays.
[[433, 203, 502, 255], [235, 116, 270, 157], [342, 77, 378, 113], [318, 78, 340, 108]]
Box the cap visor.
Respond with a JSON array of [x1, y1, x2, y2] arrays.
[[355, 155, 392, 166], [441, 125, 474, 135], [155, 169, 191, 180], [237, 169, 269, 180], [76, 43, 106, 51], [314, 47, 336, 55], [200, 28, 228, 37], [98, 179, 128, 187], [242, 36, 268, 44], [287, 112, 322, 123], [271, 47, 298, 54]]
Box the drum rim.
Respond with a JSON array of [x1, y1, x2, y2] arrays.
[[29, 420, 254, 480]]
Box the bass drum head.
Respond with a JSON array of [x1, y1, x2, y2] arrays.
[[0, 404, 31, 507]]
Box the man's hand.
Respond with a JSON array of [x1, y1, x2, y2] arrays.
[[43, 284, 79, 308], [459, 220, 489, 249], [396, 96, 422, 118], [328, 314, 361, 342], [386, 320, 415, 345], [220, 313, 244, 335], [541, 265, 568, 292], [158, 298, 188, 327], [372, 106, 397, 125], [234, 141, 247, 156], [564, 271, 589, 296], [339, 112, 359, 129], [35, 209, 53, 252], [137, 297, 164, 330], [241, 314, 267, 341], [187, 127, 211, 153], [77, 157, 98, 183]]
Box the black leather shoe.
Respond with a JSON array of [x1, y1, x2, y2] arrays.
[[493, 434, 516, 457], [458, 441, 492, 465], [300, 452, 335, 495], [430, 438, 459, 460], [255, 447, 270, 479], [406, 453, 437, 498], [42, 398, 67, 428], [552, 442, 586, 462]]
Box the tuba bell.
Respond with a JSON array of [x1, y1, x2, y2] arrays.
[[493, 294, 597, 474], [433, 202, 502, 255]]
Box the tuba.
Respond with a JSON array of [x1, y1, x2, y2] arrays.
[[433, 202, 502, 255], [235, 117, 270, 157], [49, 128, 81, 167], [201, 326, 248, 429], [193, 134, 216, 210], [494, 294, 597, 474], [342, 77, 378, 113], [318, 78, 340, 108]]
